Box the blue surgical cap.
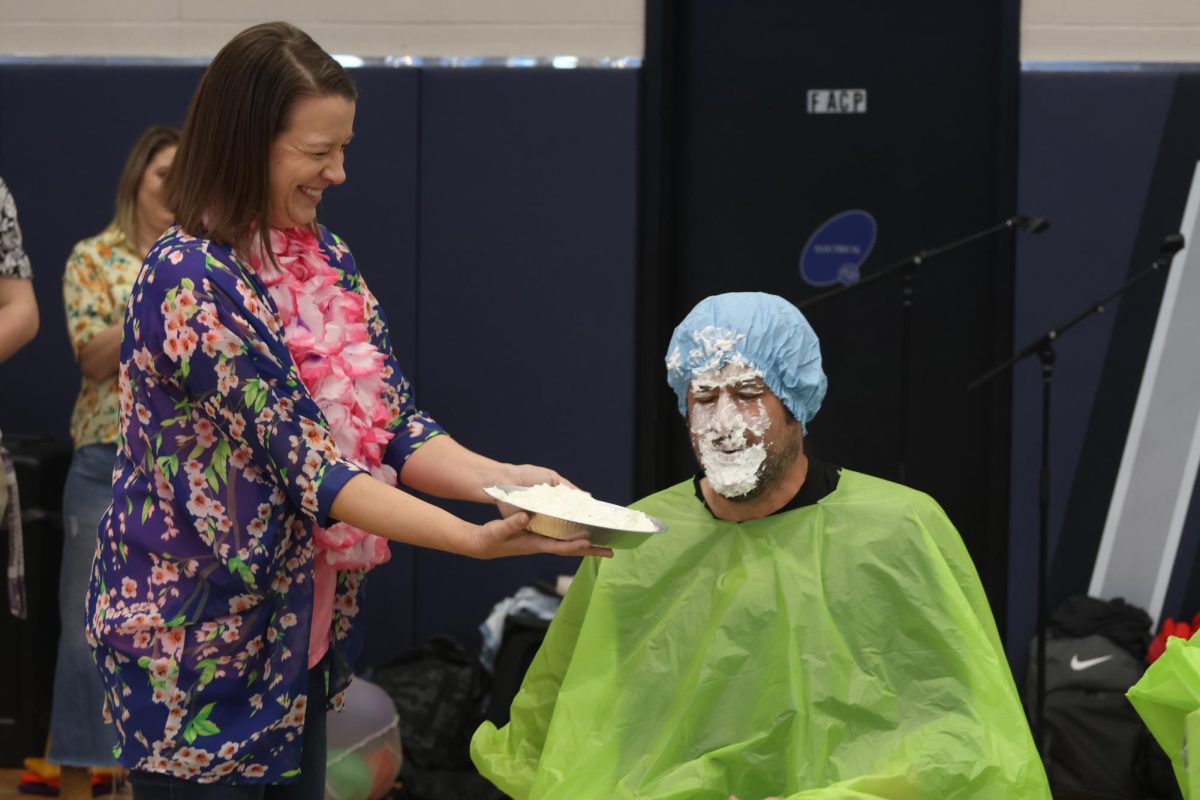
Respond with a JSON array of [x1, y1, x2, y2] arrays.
[[665, 292, 828, 433]]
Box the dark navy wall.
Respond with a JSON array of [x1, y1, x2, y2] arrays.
[[317, 68, 422, 667], [19, 58, 1200, 683], [1011, 68, 1200, 672], [411, 68, 639, 646], [0, 63, 639, 668], [0, 64, 203, 440]]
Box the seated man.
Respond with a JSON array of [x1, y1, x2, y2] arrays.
[[472, 292, 1049, 799]]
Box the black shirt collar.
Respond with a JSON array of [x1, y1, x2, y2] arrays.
[[691, 458, 841, 520]]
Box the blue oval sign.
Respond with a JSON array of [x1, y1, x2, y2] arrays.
[[799, 210, 877, 287]]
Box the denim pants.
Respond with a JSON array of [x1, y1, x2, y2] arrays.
[[48, 443, 121, 767], [128, 658, 329, 799]]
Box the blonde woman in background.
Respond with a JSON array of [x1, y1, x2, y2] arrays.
[[50, 126, 179, 800]]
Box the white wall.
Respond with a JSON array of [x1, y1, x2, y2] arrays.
[[3, 2, 1195, 63], [0, 0, 643, 58], [1022, 0, 1200, 62]]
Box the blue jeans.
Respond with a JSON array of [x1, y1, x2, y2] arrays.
[[48, 443, 120, 767], [128, 658, 328, 799]]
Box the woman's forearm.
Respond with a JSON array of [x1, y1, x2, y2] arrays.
[[329, 472, 611, 560], [399, 435, 514, 502], [330, 472, 478, 554], [0, 276, 38, 364], [78, 322, 123, 381]]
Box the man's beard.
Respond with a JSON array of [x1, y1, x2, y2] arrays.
[[695, 420, 802, 502]]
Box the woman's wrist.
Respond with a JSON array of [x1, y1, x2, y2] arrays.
[[485, 462, 519, 488], [449, 517, 484, 558]]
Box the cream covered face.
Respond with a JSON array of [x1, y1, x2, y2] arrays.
[[687, 360, 775, 498]]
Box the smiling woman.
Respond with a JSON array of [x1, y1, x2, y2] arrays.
[[161, 22, 359, 269], [83, 20, 609, 800], [267, 94, 353, 230]]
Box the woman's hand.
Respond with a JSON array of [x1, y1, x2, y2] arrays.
[[471, 512, 612, 560], [331, 473, 612, 559], [499, 463, 577, 490], [401, 436, 578, 500]]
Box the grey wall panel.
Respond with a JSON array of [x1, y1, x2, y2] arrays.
[[1089, 164, 1200, 621], [414, 67, 639, 644]]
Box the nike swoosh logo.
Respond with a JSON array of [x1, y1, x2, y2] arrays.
[[1070, 654, 1114, 671]]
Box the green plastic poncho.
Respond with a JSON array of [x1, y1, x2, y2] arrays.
[[1127, 632, 1200, 797], [472, 471, 1049, 799]]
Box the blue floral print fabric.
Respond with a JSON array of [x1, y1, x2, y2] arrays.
[[85, 224, 443, 783]]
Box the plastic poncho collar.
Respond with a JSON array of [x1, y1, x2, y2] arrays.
[[472, 471, 1049, 799], [665, 292, 827, 433]]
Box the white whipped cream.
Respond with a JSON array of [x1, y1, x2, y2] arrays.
[[486, 483, 658, 532], [689, 360, 772, 498]]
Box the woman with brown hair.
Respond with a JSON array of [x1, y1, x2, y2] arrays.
[[83, 21, 606, 799], [52, 125, 179, 800]]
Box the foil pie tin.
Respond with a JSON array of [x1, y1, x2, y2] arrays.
[[484, 485, 667, 551]]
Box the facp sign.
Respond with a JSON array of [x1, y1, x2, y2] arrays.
[[806, 89, 868, 115]]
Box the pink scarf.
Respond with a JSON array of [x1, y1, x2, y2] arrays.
[[251, 228, 393, 667]]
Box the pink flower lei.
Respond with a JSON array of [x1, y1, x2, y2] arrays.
[[251, 227, 392, 572]]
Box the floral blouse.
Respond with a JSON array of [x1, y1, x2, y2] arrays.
[[85, 224, 444, 783], [63, 226, 143, 447], [0, 177, 32, 279]]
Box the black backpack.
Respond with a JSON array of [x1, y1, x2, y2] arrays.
[[1023, 596, 1179, 800], [372, 636, 490, 771], [372, 637, 509, 799]]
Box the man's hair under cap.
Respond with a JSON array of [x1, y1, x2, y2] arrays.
[[664, 292, 828, 433]]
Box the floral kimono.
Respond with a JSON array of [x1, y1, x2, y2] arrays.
[[85, 224, 442, 783]]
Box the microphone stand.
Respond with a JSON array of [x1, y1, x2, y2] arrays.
[[968, 231, 1185, 758], [800, 214, 1047, 483]]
